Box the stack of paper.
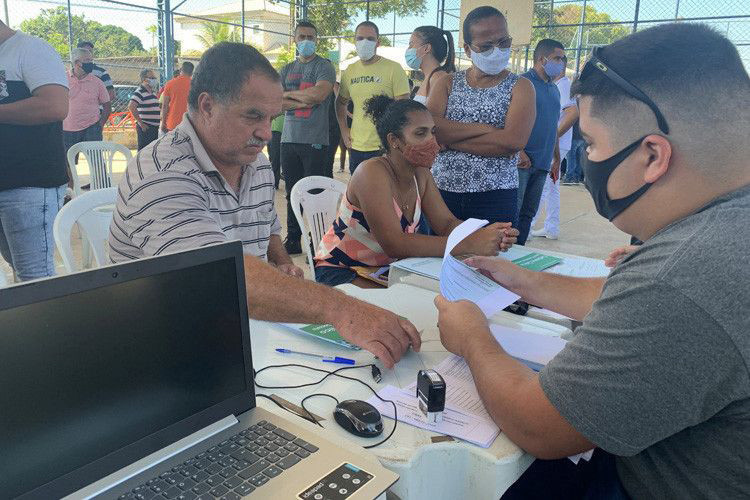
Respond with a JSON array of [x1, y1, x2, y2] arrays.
[[439, 219, 520, 317], [390, 257, 442, 280], [366, 385, 500, 448], [279, 323, 361, 350]]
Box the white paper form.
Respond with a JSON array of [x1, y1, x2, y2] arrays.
[[405, 354, 492, 421], [366, 385, 500, 448], [489, 324, 568, 370], [440, 219, 520, 317], [500, 246, 609, 278], [390, 257, 442, 280]]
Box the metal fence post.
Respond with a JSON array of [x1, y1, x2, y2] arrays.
[[633, 0, 641, 33], [164, 0, 174, 80], [66, 0, 74, 59], [575, 0, 587, 74], [3, 0, 9, 26], [241, 0, 245, 42]]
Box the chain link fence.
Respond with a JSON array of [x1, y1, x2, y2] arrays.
[[5, 0, 748, 95]]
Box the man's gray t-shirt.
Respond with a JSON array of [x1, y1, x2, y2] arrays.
[[279, 55, 335, 146], [540, 184, 750, 499]]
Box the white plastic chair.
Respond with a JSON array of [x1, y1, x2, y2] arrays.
[[67, 141, 132, 197], [290, 176, 347, 275], [54, 187, 117, 273]]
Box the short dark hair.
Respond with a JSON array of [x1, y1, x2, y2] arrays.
[[355, 21, 379, 37], [533, 38, 564, 62], [414, 26, 456, 74], [188, 42, 279, 111], [181, 61, 194, 75], [77, 41, 94, 49], [463, 6, 505, 46], [571, 23, 750, 172], [295, 21, 317, 34], [365, 95, 428, 151]]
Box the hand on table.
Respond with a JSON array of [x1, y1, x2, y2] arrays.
[[434, 295, 492, 358], [332, 300, 421, 369], [276, 263, 304, 278], [499, 224, 519, 252], [605, 244, 639, 268]]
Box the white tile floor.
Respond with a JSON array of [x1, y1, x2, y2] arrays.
[[0, 153, 629, 284]]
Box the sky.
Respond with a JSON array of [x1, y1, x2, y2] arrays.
[[6, 0, 749, 67]]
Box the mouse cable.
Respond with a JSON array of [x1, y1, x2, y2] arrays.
[[253, 363, 398, 449]]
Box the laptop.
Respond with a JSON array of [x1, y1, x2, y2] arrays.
[[0, 241, 398, 500]]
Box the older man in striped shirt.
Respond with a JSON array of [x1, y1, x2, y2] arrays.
[[109, 42, 420, 368]]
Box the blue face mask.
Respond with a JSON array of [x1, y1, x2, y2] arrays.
[[405, 47, 422, 70], [543, 59, 565, 78], [297, 40, 316, 58]]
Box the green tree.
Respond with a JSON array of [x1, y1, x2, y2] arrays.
[[532, 4, 631, 49], [20, 6, 144, 60], [194, 21, 241, 49]]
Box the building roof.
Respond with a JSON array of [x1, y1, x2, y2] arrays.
[[175, 0, 289, 21]]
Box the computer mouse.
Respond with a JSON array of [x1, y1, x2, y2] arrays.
[[333, 399, 383, 438]]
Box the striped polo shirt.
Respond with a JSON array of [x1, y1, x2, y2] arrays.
[[129, 85, 161, 126], [109, 114, 281, 263]]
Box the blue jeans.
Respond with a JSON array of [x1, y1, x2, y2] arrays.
[[516, 168, 548, 245], [348, 149, 380, 174], [563, 138, 585, 183], [0, 185, 66, 281], [63, 121, 103, 153], [438, 188, 518, 228]]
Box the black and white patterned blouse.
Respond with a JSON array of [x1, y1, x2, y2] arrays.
[[432, 70, 521, 193]]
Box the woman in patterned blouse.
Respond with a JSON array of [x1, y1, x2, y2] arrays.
[[428, 6, 535, 228]]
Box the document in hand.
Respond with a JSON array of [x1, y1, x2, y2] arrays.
[[489, 324, 567, 371], [440, 219, 520, 317]]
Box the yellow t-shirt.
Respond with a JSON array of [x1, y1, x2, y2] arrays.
[[340, 57, 410, 152]]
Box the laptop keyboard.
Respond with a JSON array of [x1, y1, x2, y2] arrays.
[[118, 420, 319, 500]]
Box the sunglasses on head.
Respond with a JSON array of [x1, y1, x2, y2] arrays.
[[579, 46, 670, 134]]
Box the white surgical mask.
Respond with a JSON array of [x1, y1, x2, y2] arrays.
[[147, 78, 158, 89], [355, 39, 377, 61], [470, 47, 510, 75]]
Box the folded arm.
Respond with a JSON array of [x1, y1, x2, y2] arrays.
[[284, 80, 333, 107], [427, 73, 496, 145]]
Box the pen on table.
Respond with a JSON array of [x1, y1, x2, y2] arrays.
[[275, 348, 355, 365]]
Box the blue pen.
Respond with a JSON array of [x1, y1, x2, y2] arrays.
[[275, 348, 355, 365]]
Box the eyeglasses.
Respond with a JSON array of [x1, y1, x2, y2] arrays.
[[579, 46, 669, 134], [470, 36, 513, 54]]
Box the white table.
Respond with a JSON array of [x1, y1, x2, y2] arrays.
[[251, 284, 543, 500]]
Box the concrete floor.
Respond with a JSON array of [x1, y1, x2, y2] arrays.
[[0, 153, 629, 283]]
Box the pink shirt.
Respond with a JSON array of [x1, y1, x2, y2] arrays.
[[63, 71, 110, 132]]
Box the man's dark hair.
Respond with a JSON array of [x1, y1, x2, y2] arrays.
[[181, 61, 194, 75], [295, 20, 317, 34], [173, 69, 180, 78], [463, 6, 505, 46], [533, 38, 564, 62], [571, 23, 750, 174], [77, 40, 94, 49], [355, 21, 379, 37], [365, 94, 427, 152], [188, 42, 279, 111]]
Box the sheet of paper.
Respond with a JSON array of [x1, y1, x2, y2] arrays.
[[439, 219, 520, 317], [366, 385, 500, 448], [390, 257, 442, 280], [489, 324, 567, 368], [500, 247, 610, 278], [405, 354, 491, 421]]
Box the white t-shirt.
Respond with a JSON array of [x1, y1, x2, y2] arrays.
[[0, 31, 69, 190], [556, 76, 576, 152]]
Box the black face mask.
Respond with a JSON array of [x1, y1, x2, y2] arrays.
[[81, 62, 94, 74], [582, 136, 653, 221]]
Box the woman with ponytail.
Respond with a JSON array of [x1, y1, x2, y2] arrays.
[[406, 26, 456, 104], [313, 95, 518, 287]]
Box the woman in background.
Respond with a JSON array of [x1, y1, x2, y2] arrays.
[[314, 95, 517, 287], [406, 26, 456, 105]]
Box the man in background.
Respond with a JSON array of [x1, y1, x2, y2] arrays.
[[336, 21, 410, 173], [0, 20, 69, 281], [516, 38, 564, 245], [128, 68, 160, 150], [77, 41, 115, 104], [279, 21, 335, 255], [160, 61, 193, 133]]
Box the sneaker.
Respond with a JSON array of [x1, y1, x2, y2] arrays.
[[530, 228, 558, 240], [284, 238, 302, 255]]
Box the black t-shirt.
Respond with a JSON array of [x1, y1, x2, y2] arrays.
[[0, 32, 69, 190]]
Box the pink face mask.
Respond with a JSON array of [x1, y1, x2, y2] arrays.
[[401, 137, 440, 168]]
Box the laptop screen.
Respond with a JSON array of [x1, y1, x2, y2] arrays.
[[1, 252, 250, 499]]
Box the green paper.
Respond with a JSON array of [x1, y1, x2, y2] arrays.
[[512, 252, 563, 271], [282, 323, 361, 350]]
